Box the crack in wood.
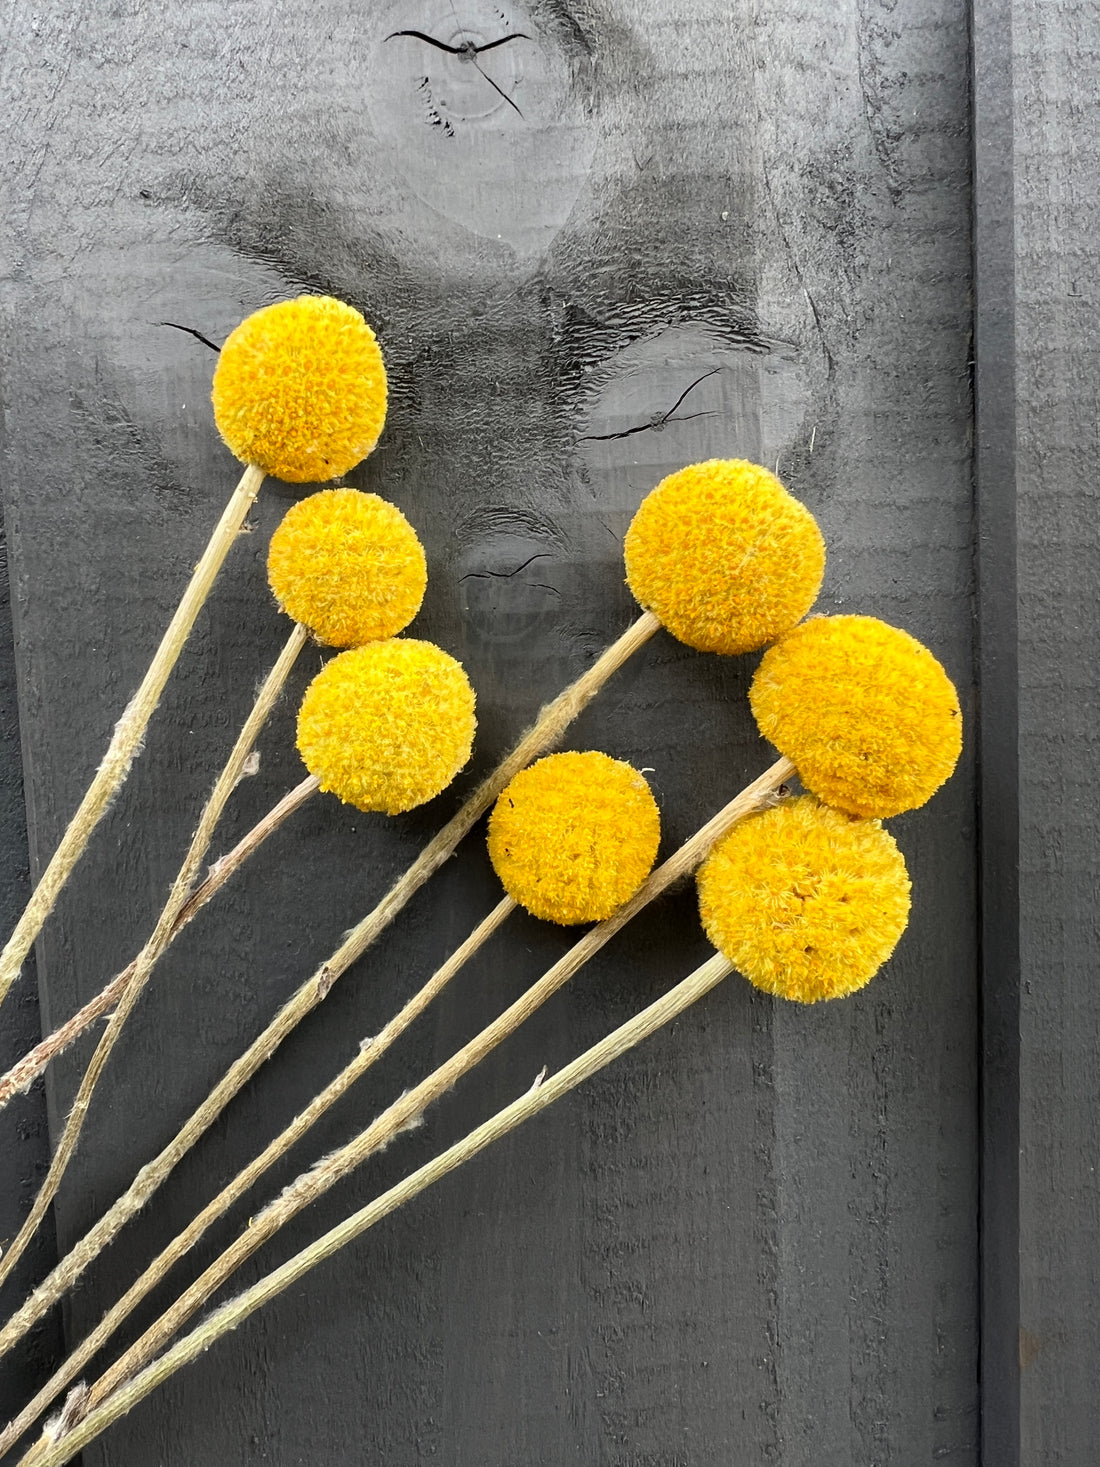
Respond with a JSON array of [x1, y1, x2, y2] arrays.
[[580, 368, 722, 442], [157, 323, 221, 353], [459, 551, 553, 583], [384, 29, 531, 58]]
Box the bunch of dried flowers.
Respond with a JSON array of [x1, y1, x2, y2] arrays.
[[0, 295, 961, 1465]]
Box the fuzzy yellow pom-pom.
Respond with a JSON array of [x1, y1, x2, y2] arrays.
[[698, 795, 911, 1002], [268, 489, 427, 647], [749, 615, 962, 818], [623, 459, 826, 655], [487, 751, 661, 924], [212, 296, 388, 483], [297, 640, 475, 815]]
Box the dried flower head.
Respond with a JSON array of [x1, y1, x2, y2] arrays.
[[749, 614, 963, 818], [212, 296, 388, 482], [697, 795, 911, 1002], [297, 639, 476, 815], [268, 489, 427, 647], [487, 751, 661, 924], [623, 459, 826, 655]]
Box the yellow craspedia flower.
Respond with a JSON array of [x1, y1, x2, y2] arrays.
[[697, 795, 911, 1003], [268, 489, 427, 647], [623, 459, 826, 655], [212, 296, 387, 482], [749, 614, 963, 818], [487, 751, 661, 924], [297, 639, 475, 815]]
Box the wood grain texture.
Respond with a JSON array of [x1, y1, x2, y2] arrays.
[[0, 1, 977, 1462], [1013, 1, 1100, 1459]]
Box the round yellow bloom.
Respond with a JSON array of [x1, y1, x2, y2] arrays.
[[487, 751, 661, 924], [698, 796, 911, 1003], [268, 489, 427, 647], [212, 296, 388, 482], [749, 615, 963, 818], [623, 459, 826, 655], [297, 640, 475, 815]]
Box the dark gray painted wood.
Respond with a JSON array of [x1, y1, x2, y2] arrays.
[[973, 0, 1020, 1461], [1, 2, 978, 1462], [1012, 2, 1100, 1460]]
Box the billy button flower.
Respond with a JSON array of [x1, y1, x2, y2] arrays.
[[268, 489, 427, 647], [297, 640, 476, 815], [488, 752, 661, 924], [213, 295, 387, 482], [697, 795, 912, 1003], [624, 458, 826, 654], [749, 614, 963, 818]]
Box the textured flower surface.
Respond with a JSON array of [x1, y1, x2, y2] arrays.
[[623, 459, 826, 655], [698, 795, 911, 1002], [750, 614, 963, 818], [487, 751, 661, 924], [297, 639, 476, 814], [268, 489, 427, 647], [212, 296, 387, 482]]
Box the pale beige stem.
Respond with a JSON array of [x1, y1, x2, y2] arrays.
[[21, 950, 735, 1467], [0, 464, 265, 1012], [0, 620, 306, 1290], [0, 896, 514, 1456], [0, 774, 320, 1111], [0, 610, 659, 1358], [71, 757, 792, 1416]]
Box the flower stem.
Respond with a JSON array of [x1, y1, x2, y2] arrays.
[[0, 774, 319, 1111], [0, 618, 307, 1291], [20, 950, 736, 1467], [47, 756, 792, 1433], [0, 463, 265, 1011], [0, 896, 514, 1457], [0, 610, 660, 1359]]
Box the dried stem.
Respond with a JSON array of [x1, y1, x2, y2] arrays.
[[0, 464, 265, 1011], [0, 897, 515, 1456], [0, 774, 320, 1110], [0, 621, 308, 1290], [0, 610, 659, 1358], [57, 756, 793, 1424], [21, 950, 736, 1467]]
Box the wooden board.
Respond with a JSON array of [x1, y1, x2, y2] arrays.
[[0, 1, 978, 1461], [1011, 1, 1100, 1459], [973, 0, 1020, 1458]]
